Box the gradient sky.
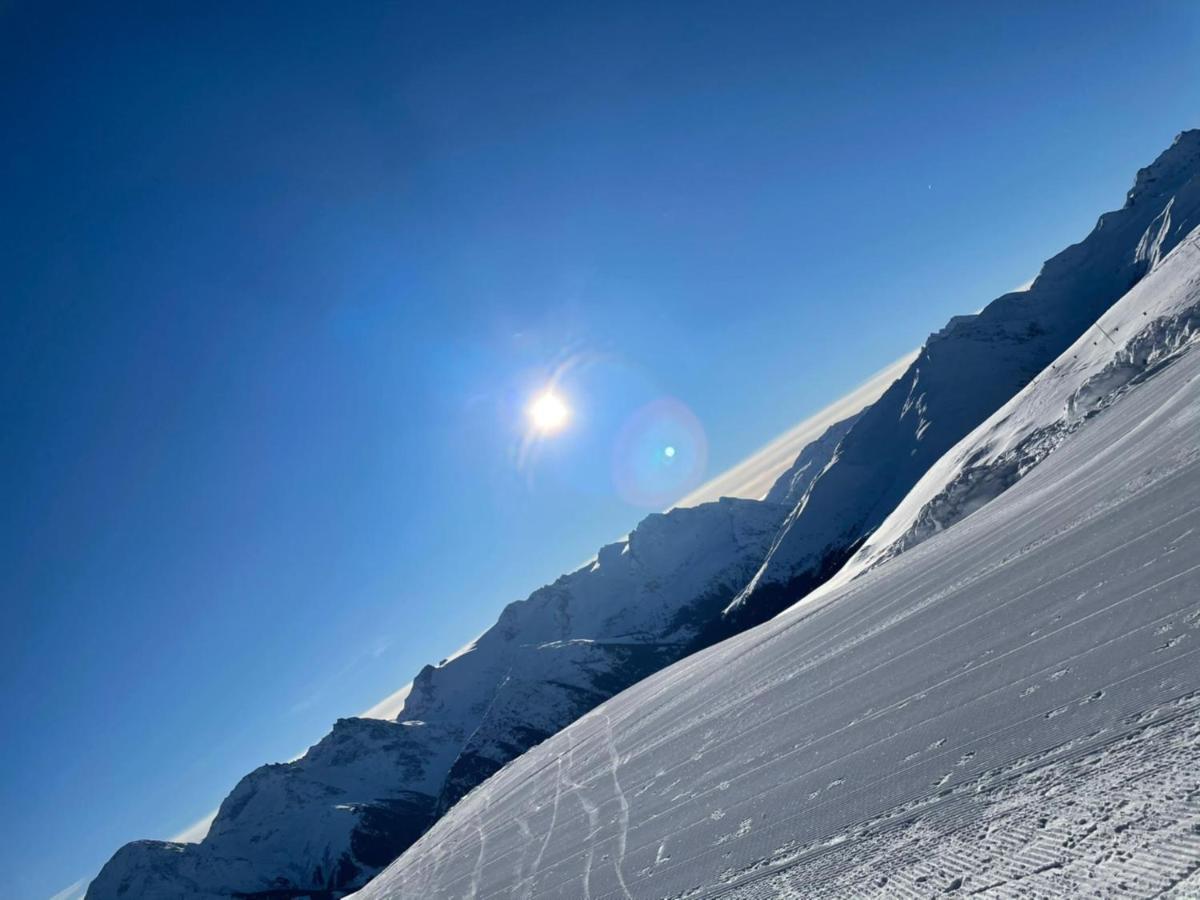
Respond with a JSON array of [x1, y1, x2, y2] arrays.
[[3, 2, 1199, 897]]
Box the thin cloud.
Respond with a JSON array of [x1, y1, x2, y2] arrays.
[[170, 808, 218, 844], [358, 680, 413, 721], [673, 350, 918, 508], [47, 878, 88, 900], [290, 637, 395, 717]]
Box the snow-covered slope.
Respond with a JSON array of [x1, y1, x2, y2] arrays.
[[86, 497, 800, 899], [357, 218, 1200, 899], [833, 225, 1200, 590], [725, 129, 1200, 630]]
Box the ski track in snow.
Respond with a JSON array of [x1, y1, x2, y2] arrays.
[[520, 754, 562, 900], [359, 240, 1200, 898], [603, 714, 634, 900], [468, 787, 492, 900]]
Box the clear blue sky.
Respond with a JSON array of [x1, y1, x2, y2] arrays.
[[2, 2, 1198, 897]]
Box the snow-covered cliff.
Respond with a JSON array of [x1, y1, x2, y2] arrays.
[[725, 129, 1200, 629], [831, 223, 1200, 590]]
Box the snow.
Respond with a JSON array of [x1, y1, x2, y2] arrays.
[[355, 222, 1200, 898], [836, 224, 1200, 592], [761, 412, 860, 508]]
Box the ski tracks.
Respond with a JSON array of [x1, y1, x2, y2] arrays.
[[603, 713, 634, 900]]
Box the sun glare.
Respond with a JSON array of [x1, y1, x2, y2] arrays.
[[527, 389, 570, 434]]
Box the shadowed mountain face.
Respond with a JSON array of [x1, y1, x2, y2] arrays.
[[87, 131, 1200, 900]]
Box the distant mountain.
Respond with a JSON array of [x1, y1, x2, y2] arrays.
[[723, 129, 1200, 631], [87, 130, 1200, 900], [85, 496, 801, 898]]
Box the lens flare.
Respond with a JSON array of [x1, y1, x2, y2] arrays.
[[612, 398, 707, 508]]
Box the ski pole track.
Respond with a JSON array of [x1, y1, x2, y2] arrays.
[[603, 714, 633, 900], [466, 785, 492, 900], [517, 750, 563, 899]]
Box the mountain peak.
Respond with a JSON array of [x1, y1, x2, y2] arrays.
[[1125, 128, 1200, 207]]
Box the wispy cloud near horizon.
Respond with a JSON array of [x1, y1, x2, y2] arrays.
[[47, 878, 87, 900], [170, 808, 218, 844], [358, 680, 414, 721], [673, 350, 919, 508]]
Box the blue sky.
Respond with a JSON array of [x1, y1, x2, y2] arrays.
[[2, 2, 1198, 897]]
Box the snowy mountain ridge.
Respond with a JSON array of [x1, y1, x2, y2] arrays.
[[723, 128, 1200, 630], [831, 226, 1200, 590]]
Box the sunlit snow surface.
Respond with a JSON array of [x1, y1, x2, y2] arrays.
[[358, 234, 1200, 897]]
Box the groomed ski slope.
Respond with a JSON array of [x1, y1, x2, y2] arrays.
[[357, 236, 1200, 898]]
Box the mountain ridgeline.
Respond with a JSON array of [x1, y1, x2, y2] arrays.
[[87, 130, 1200, 899], [722, 128, 1200, 631]]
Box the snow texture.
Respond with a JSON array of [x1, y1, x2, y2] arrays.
[[86, 499, 791, 899]]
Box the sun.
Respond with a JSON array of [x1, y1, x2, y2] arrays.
[[527, 389, 570, 434]]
